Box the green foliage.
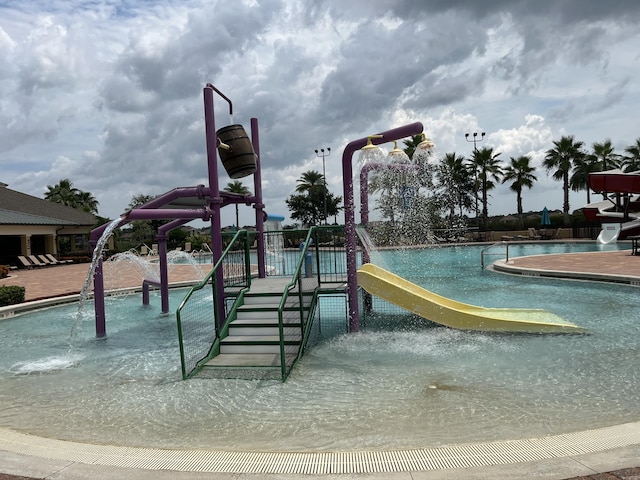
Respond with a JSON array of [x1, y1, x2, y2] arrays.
[[185, 231, 211, 251], [0, 285, 25, 306], [286, 170, 342, 226], [44, 178, 99, 214]]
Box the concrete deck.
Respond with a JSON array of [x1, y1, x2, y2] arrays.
[[2, 249, 640, 480]]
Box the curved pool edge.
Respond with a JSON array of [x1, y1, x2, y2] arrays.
[[2, 421, 640, 477], [493, 258, 640, 285]]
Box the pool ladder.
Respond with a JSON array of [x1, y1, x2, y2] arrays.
[[481, 242, 509, 269]]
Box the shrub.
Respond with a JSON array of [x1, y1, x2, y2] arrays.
[[0, 285, 25, 307], [0, 265, 9, 279]]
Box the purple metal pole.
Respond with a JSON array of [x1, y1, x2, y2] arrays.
[[124, 208, 210, 220], [250, 117, 267, 278], [94, 258, 106, 337], [203, 85, 226, 329], [135, 185, 209, 210], [156, 231, 170, 313], [342, 122, 423, 332], [91, 217, 128, 338], [158, 219, 191, 313]]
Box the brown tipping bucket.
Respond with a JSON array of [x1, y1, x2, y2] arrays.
[[216, 124, 257, 178]]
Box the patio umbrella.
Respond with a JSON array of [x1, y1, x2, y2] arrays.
[[541, 207, 551, 226]]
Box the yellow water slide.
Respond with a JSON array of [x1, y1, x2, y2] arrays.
[[357, 263, 586, 334]]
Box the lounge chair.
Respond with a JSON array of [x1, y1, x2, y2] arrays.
[[45, 254, 72, 264], [37, 255, 54, 266], [527, 228, 541, 240], [28, 255, 47, 267], [17, 255, 35, 268]]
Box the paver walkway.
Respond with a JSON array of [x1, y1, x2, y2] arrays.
[[0, 260, 206, 302]]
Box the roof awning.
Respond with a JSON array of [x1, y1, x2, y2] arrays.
[[589, 169, 640, 194]]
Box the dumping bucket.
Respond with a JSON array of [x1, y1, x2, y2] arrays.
[[216, 124, 257, 178]]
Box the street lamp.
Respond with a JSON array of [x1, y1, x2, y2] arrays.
[[465, 131, 485, 218], [315, 147, 331, 225]]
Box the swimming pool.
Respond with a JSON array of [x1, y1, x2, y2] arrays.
[[1, 242, 638, 451]]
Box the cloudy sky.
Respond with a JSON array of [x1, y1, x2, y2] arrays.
[[2, 0, 640, 227]]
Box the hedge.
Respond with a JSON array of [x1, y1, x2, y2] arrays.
[[0, 286, 25, 307]]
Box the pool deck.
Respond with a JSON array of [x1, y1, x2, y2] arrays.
[[2, 245, 640, 480]]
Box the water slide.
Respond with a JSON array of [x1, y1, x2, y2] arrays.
[[596, 223, 621, 244], [357, 263, 586, 334]]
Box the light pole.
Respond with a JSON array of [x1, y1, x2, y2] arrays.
[[315, 147, 331, 225], [465, 131, 485, 219]]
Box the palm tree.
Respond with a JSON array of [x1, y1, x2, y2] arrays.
[[543, 135, 585, 226], [436, 152, 474, 219], [76, 191, 99, 214], [622, 138, 640, 172], [223, 180, 251, 229], [502, 156, 537, 227], [570, 155, 600, 204], [589, 139, 620, 200], [592, 139, 620, 172], [402, 134, 425, 160], [295, 170, 325, 193], [472, 146, 503, 228], [44, 178, 80, 207]]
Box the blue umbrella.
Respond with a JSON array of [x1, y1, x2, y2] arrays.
[[541, 207, 551, 226]]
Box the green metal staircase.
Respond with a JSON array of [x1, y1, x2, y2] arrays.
[[177, 228, 324, 382], [200, 284, 315, 380]]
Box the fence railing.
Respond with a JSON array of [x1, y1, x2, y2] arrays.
[[176, 230, 251, 379], [176, 226, 346, 381], [275, 227, 320, 381]]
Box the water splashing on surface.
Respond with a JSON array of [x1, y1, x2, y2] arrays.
[[70, 217, 122, 340]]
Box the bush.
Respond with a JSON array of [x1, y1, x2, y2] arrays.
[[0, 265, 9, 279], [0, 285, 25, 307]]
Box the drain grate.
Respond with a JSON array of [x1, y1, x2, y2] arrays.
[[2, 422, 640, 474]]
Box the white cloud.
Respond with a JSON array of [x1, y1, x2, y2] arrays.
[[1, 0, 640, 228]]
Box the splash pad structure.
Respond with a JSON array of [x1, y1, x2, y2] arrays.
[[87, 87, 429, 340], [89, 84, 269, 337]]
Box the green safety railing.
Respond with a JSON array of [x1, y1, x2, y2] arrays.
[[176, 226, 347, 381], [274, 227, 321, 381], [176, 230, 251, 379]]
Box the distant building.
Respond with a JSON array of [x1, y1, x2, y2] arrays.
[[0, 182, 98, 266]]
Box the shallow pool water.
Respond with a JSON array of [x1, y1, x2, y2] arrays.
[[1, 242, 639, 451]]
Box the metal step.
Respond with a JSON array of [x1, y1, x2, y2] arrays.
[[228, 325, 300, 337], [220, 335, 301, 354]]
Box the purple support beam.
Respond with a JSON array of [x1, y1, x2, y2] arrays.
[[135, 185, 209, 210], [203, 85, 226, 329], [250, 117, 267, 278], [93, 259, 106, 337], [125, 208, 211, 221], [157, 219, 191, 313], [342, 122, 423, 332]]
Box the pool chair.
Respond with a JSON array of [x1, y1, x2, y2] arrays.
[[45, 254, 72, 264], [527, 228, 541, 240], [27, 255, 47, 267], [17, 256, 36, 269], [37, 255, 54, 266]]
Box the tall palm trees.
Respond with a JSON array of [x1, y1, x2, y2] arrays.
[[436, 152, 474, 219], [44, 178, 99, 214], [471, 146, 503, 228], [223, 180, 251, 229], [622, 138, 640, 172], [543, 135, 585, 226], [502, 156, 537, 227]]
